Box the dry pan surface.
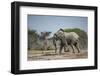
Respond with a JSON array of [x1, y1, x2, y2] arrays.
[[28, 50, 88, 61]]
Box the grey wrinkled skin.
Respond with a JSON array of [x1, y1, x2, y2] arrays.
[[53, 29, 80, 54]]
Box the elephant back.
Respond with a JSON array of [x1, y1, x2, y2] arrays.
[[64, 32, 79, 42]]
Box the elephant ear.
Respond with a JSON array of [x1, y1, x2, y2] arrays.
[[53, 34, 58, 40]]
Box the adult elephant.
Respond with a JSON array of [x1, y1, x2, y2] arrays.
[[53, 29, 80, 54]]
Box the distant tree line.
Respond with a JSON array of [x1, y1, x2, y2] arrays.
[[28, 29, 39, 50]]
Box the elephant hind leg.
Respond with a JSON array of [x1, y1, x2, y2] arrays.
[[74, 43, 80, 53], [70, 44, 75, 53]]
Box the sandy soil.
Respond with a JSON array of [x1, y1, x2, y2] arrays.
[[28, 50, 88, 61]]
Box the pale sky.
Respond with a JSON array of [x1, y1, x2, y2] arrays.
[[28, 15, 87, 37]]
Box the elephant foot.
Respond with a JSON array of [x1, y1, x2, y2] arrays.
[[73, 51, 75, 53], [64, 49, 70, 52], [78, 51, 80, 53]]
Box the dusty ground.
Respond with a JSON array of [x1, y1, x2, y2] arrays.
[[28, 49, 88, 61]]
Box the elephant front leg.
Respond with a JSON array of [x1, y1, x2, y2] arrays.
[[59, 45, 63, 54], [55, 45, 57, 54], [64, 41, 70, 52], [74, 43, 80, 53], [64, 45, 70, 52]]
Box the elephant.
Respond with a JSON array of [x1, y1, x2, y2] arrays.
[[53, 29, 80, 54]]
